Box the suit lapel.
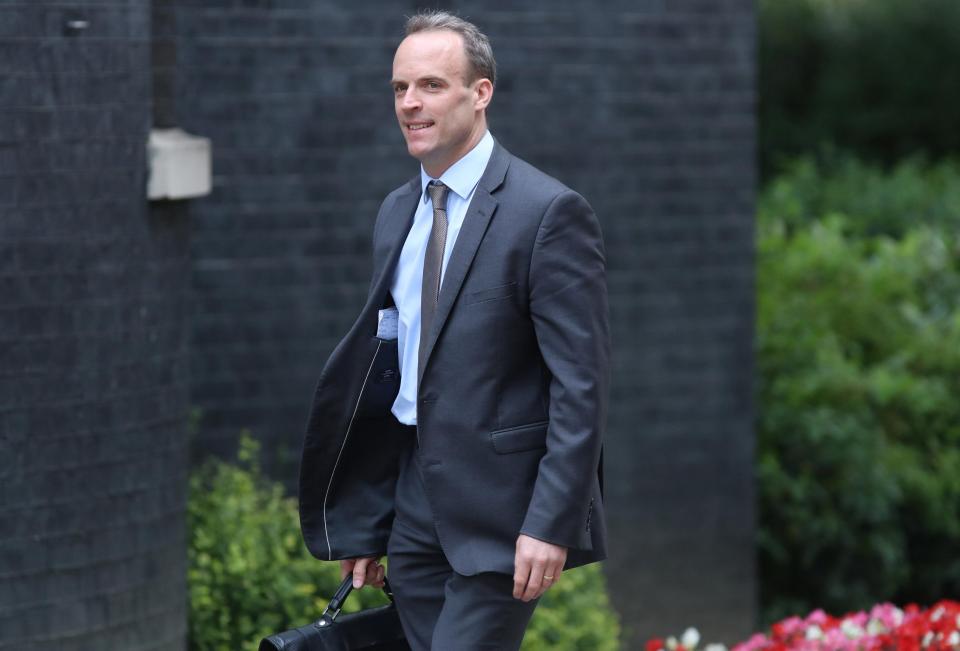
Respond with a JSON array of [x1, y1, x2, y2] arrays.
[[366, 178, 420, 313], [418, 143, 511, 386]]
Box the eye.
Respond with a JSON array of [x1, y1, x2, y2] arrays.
[[426, 80, 442, 90]]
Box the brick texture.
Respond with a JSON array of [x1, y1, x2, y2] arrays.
[[0, 2, 189, 649]]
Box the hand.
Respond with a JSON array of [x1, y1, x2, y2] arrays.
[[513, 534, 567, 602], [340, 556, 385, 589]]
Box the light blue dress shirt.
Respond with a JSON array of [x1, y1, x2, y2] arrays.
[[389, 130, 495, 425]]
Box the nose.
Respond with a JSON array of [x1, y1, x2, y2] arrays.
[[398, 88, 421, 112]]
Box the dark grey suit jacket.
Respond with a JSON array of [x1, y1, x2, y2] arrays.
[[298, 142, 610, 576]]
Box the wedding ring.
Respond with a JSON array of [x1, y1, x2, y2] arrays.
[[543, 575, 554, 580]]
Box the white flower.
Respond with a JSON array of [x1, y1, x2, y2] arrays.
[[946, 631, 959, 647], [894, 609, 904, 626], [806, 626, 824, 641], [682, 628, 701, 650], [841, 620, 864, 639], [704, 644, 728, 651], [922, 632, 934, 647], [866, 619, 886, 636], [667, 636, 679, 650]]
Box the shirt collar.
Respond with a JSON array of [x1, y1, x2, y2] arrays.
[[420, 130, 495, 203]]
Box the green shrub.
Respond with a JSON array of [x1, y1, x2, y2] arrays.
[[187, 434, 621, 650], [759, 152, 960, 238], [187, 434, 391, 651], [756, 204, 960, 624], [759, 0, 960, 177], [524, 560, 621, 651]]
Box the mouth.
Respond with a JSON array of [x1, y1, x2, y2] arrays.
[[406, 121, 435, 132]]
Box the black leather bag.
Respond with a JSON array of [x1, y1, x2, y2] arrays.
[[258, 575, 409, 651]]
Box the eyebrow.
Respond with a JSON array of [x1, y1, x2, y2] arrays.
[[390, 76, 449, 87]]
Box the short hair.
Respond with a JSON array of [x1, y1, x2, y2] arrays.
[[404, 10, 497, 87]]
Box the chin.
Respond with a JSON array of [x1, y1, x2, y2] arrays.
[[406, 143, 434, 163]]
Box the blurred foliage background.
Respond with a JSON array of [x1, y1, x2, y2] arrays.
[[758, 0, 960, 626], [760, 0, 960, 178]]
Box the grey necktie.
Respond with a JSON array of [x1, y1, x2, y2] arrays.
[[419, 181, 450, 381]]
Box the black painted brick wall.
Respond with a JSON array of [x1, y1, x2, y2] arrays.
[[0, 2, 189, 649], [172, 1, 756, 645], [170, 1, 418, 472]]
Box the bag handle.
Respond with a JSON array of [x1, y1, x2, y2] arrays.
[[317, 575, 396, 627]]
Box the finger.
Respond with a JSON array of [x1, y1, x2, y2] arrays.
[[368, 558, 385, 588], [539, 566, 560, 597], [340, 559, 354, 581], [365, 561, 381, 584], [522, 560, 546, 602], [353, 558, 371, 588], [513, 554, 530, 600]]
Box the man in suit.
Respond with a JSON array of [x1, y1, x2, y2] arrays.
[[298, 10, 609, 650]]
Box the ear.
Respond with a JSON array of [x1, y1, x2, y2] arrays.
[[473, 78, 494, 111]]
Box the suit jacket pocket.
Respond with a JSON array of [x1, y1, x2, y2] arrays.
[[463, 281, 517, 305], [490, 421, 548, 454]]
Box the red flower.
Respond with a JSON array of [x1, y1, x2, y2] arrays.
[[647, 638, 665, 651]]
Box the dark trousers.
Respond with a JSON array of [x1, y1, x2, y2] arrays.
[[387, 427, 540, 651]]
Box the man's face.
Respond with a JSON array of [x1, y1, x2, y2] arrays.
[[391, 30, 491, 177]]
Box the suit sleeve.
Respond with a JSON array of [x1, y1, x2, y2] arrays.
[[519, 190, 610, 549]]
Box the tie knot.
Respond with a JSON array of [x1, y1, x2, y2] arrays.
[[427, 181, 449, 211]]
